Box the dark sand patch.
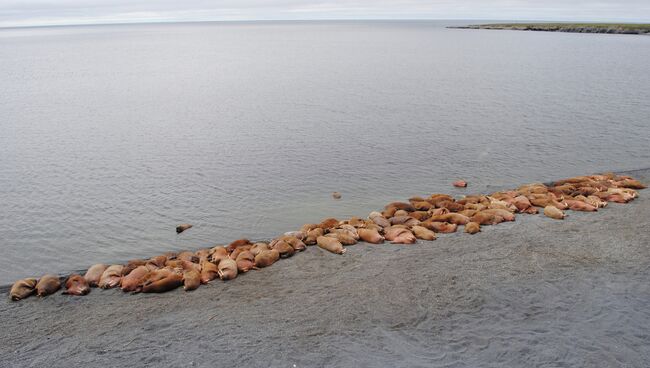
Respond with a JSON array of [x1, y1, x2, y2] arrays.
[[2, 169, 650, 367]]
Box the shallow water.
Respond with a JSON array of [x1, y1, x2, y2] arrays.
[[1, 20, 649, 284]]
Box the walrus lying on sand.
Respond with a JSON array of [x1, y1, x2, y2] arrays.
[[9, 172, 645, 301]]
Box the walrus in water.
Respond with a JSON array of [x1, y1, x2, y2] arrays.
[[218, 258, 238, 280], [84, 264, 108, 287], [255, 249, 280, 267], [357, 228, 384, 244], [63, 274, 90, 296], [120, 265, 150, 292], [544, 205, 565, 220], [465, 222, 481, 234], [10, 278, 37, 301], [183, 269, 201, 291], [200, 260, 219, 283], [142, 270, 183, 293], [176, 224, 193, 234], [317, 236, 346, 254], [236, 251, 256, 273], [453, 180, 468, 188], [384, 227, 417, 244], [410, 226, 436, 241], [36, 274, 61, 297], [98, 265, 124, 289]]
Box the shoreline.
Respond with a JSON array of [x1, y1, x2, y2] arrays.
[[449, 23, 650, 35], [2, 168, 649, 366]]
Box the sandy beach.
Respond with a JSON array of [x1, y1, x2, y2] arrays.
[[1, 169, 649, 367]]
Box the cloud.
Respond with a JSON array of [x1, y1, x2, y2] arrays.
[[0, 0, 649, 27]]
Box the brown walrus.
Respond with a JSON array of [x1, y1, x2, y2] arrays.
[[325, 232, 358, 245], [142, 270, 183, 293], [236, 251, 256, 273], [195, 248, 212, 263], [317, 236, 346, 254], [279, 236, 307, 251], [84, 264, 108, 287], [436, 200, 465, 212], [63, 274, 90, 296], [565, 199, 598, 212], [390, 215, 420, 226], [176, 224, 193, 233], [98, 265, 124, 289], [421, 221, 457, 233], [411, 201, 433, 211], [271, 240, 295, 258], [146, 255, 168, 269], [255, 249, 280, 267], [428, 213, 470, 225], [227, 238, 252, 252], [384, 227, 417, 244], [465, 222, 481, 234], [230, 245, 252, 261], [544, 205, 565, 220], [453, 180, 468, 188], [176, 251, 199, 263], [318, 218, 340, 229], [250, 242, 271, 256], [218, 258, 238, 280], [304, 228, 325, 245], [200, 260, 220, 283], [408, 211, 430, 221], [616, 179, 646, 189], [357, 228, 384, 244], [36, 274, 61, 297], [210, 246, 230, 264], [10, 278, 37, 301], [411, 226, 436, 241], [470, 211, 504, 225], [385, 202, 416, 212], [481, 209, 516, 222], [121, 259, 147, 276], [368, 211, 391, 228], [120, 265, 149, 292], [183, 269, 201, 291]]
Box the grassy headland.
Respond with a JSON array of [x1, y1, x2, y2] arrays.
[[449, 23, 650, 34]]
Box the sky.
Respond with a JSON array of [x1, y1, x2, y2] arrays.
[[0, 0, 649, 28]]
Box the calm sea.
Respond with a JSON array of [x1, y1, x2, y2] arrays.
[[1, 21, 649, 284]]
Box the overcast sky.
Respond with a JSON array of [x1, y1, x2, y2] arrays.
[[1, 0, 649, 28]]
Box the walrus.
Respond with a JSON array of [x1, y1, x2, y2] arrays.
[[10, 278, 37, 301], [84, 264, 108, 287], [318, 218, 340, 229], [512, 195, 534, 213], [459, 209, 479, 217], [453, 180, 467, 188], [385, 202, 416, 212], [465, 222, 481, 234], [250, 242, 271, 256], [411, 226, 436, 241], [408, 211, 430, 221], [146, 255, 168, 269], [230, 245, 252, 261], [176, 224, 193, 233], [429, 207, 450, 216], [121, 259, 147, 276], [195, 248, 212, 263], [63, 274, 90, 296], [255, 249, 280, 267], [142, 271, 183, 293], [177, 251, 199, 263], [411, 201, 433, 211], [36, 274, 61, 297], [210, 246, 230, 264], [565, 199, 597, 212], [393, 209, 409, 217], [586, 195, 607, 208], [544, 205, 565, 220], [481, 209, 516, 222], [428, 213, 470, 225], [357, 228, 384, 244], [421, 221, 457, 233], [183, 269, 201, 291], [279, 235, 307, 251], [235, 251, 256, 273], [304, 228, 325, 245], [470, 211, 504, 225], [368, 211, 391, 228], [200, 260, 220, 283], [98, 265, 124, 289], [347, 217, 366, 228], [284, 231, 306, 240], [218, 258, 238, 280], [325, 232, 357, 245], [120, 265, 150, 292], [271, 240, 295, 258], [317, 236, 346, 254], [616, 179, 646, 189], [226, 238, 251, 252], [338, 224, 360, 239], [436, 200, 465, 212], [332, 192, 342, 199], [384, 227, 416, 244]]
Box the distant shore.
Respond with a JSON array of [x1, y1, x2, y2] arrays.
[[449, 23, 650, 35]]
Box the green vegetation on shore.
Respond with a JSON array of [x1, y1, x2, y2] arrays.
[[450, 23, 650, 35]]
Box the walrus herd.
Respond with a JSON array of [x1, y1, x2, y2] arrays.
[[9, 172, 646, 301]]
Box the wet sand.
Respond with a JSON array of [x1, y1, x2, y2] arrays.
[[2, 169, 650, 367]]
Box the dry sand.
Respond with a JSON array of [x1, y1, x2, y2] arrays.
[[1, 169, 649, 367]]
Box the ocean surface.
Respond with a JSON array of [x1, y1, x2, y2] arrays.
[[1, 20, 649, 284]]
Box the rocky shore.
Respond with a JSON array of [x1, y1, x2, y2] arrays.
[[450, 23, 650, 35]]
